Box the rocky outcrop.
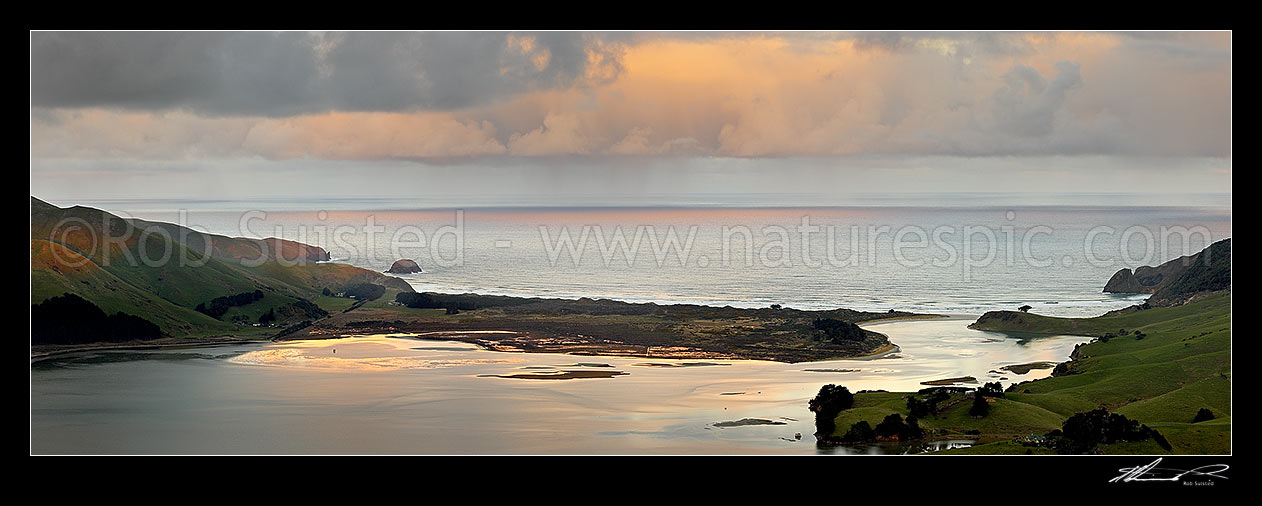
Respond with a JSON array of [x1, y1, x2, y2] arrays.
[[1103, 268, 1146, 293], [1102, 239, 1231, 298], [970, 310, 1037, 331], [386, 259, 422, 274]]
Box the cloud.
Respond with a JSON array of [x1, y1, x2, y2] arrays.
[[30, 109, 507, 160], [506, 113, 591, 156], [607, 126, 656, 155], [30, 31, 1231, 161], [30, 31, 624, 116], [991, 61, 1083, 137]]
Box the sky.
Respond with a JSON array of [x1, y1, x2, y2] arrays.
[[29, 31, 1232, 205]]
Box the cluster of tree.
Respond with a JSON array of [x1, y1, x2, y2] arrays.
[[1192, 408, 1216, 423], [811, 318, 866, 344], [1044, 408, 1171, 454], [195, 290, 264, 319], [905, 389, 953, 418], [1100, 328, 1147, 342], [341, 283, 386, 301], [290, 299, 331, 318], [977, 382, 1005, 398], [290, 299, 329, 319], [875, 413, 924, 441], [808, 384, 854, 437], [32, 293, 162, 345], [840, 420, 875, 442], [396, 292, 483, 311], [259, 299, 328, 325], [840, 414, 924, 443]]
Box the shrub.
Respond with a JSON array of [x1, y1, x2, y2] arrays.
[[1192, 408, 1216, 423]]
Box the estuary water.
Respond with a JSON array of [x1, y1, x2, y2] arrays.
[[31, 318, 1089, 454]]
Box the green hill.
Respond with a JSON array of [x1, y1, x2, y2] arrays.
[[830, 239, 1230, 454], [31, 197, 413, 340], [1102, 238, 1231, 304]]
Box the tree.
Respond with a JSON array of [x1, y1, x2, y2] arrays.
[[978, 382, 1005, 398], [1050, 408, 1168, 454], [968, 392, 990, 417], [874, 413, 905, 438], [808, 385, 854, 437], [906, 396, 931, 418], [902, 415, 924, 440], [841, 421, 875, 443], [1192, 408, 1216, 423], [1018, 305, 1032, 312]]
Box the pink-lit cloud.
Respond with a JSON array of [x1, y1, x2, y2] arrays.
[[31, 31, 1231, 162]]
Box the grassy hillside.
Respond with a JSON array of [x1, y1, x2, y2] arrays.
[[31, 197, 413, 340], [32, 239, 236, 336], [827, 293, 1230, 454]]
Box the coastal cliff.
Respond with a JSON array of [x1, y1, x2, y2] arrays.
[[975, 238, 1230, 334], [1102, 238, 1231, 298]]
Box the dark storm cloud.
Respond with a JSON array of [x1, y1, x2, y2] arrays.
[[991, 61, 1083, 137], [30, 31, 621, 116]]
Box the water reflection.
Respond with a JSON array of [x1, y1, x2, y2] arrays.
[[31, 318, 1088, 454]]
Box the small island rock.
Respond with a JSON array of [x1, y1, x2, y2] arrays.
[[386, 259, 422, 274]]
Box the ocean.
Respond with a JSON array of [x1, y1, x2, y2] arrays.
[[57, 196, 1232, 318]]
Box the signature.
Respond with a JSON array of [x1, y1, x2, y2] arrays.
[[1110, 458, 1229, 483]]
